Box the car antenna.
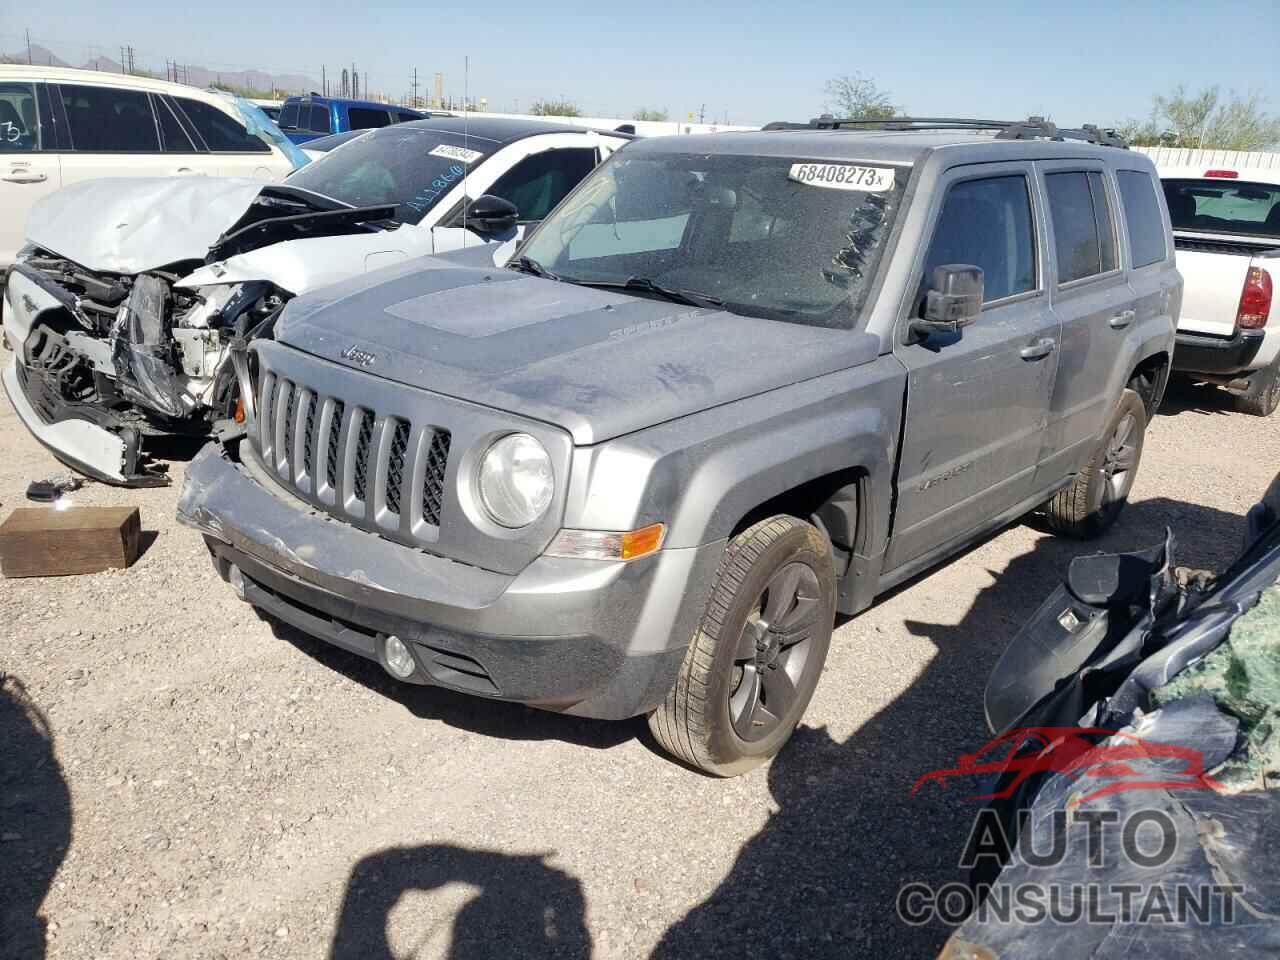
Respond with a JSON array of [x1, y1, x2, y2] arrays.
[[462, 55, 469, 237]]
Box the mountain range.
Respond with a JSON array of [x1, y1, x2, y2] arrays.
[[2, 43, 320, 98]]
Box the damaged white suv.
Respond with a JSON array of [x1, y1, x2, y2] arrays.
[[2, 117, 629, 484]]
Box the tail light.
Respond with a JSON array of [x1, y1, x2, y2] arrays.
[[1204, 169, 1239, 178], [1237, 267, 1274, 330]]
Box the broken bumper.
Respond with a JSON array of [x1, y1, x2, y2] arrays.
[[2, 357, 161, 486], [176, 444, 722, 720]]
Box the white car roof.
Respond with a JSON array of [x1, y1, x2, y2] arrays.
[[0, 64, 246, 119]]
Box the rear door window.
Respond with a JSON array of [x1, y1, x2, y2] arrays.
[[307, 104, 332, 134], [59, 83, 159, 152], [348, 107, 391, 130], [922, 175, 1037, 303], [1117, 171, 1168, 267], [488, 148, 598, 222], [0, 82, 41, 151], [174, 98, 269, 153], [280, 101, 300, 129], [1045, 171, 1117, 283]]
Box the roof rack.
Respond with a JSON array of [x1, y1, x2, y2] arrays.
[[761, 115, 1128, 149]]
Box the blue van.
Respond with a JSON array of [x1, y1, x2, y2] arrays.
[[278, 95, 429, 144]]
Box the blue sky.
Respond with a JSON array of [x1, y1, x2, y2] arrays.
[[4, 0, 1277, 125]]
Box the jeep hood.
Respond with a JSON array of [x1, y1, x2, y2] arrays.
[[275, 262, 881, 444], [25, 177, 362, 275]]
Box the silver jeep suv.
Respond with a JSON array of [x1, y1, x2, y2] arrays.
[[178, 117, 1180, 775]]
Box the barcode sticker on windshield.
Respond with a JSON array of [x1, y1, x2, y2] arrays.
[[430, 144, 484, 164], [788, 163, 894, 191]]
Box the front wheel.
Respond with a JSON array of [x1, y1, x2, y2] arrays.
[[1045, 387, 1147, 539], [648, 516, 836, 777]]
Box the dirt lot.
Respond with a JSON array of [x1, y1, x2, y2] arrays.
[[1, 377, 1275, 960]]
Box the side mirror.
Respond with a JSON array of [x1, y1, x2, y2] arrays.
[[910, 265, 984, 341], [464, 194, 519, 236]]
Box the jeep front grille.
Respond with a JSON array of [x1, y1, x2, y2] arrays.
[[256, 371, 452, 542]]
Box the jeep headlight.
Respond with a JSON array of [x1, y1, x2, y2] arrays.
[[477, 433, 554, 528]]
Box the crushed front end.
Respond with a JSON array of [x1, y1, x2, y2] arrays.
[[2, 251, 283, 485]]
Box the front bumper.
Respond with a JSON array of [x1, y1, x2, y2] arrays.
[[1173, 328, 1265, 376], [177, 444, 723, 719], [2, 357, 161, 486]]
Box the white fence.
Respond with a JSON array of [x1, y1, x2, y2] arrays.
[[457, 109, 759, 137], [1133, 146, 1280, 172]]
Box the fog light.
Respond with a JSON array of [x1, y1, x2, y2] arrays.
[[228, 563, 247, 600], [383, 635, 417, 680]]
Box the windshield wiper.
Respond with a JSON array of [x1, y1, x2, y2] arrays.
[[572, 276, 724, 309], [509, 256, 561, 281]]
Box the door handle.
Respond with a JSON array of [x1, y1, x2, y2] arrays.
[[1020, 338, 1056, 360], [1109, 309, 1135, 329], [3, 171, 47, 183]]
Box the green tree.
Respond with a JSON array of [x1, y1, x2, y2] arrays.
[[822, 73, 897, 120], [1117, 86, 1280, 150], [632, 107, 669, 122], [529, 98, 581, 118]]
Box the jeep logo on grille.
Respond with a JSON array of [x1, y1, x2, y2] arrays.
[[341, 345, 376, 367]]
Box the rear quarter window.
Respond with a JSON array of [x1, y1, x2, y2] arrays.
[[175, 98, 269, 153], [1117, 170, 1168, 268]]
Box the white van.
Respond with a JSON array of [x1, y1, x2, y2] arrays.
[[0, 65, 296, 271]]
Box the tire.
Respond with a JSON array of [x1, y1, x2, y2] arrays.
[[1234, 363, 1280, 417], [648, 516, 836, 777], [1045, 387, 1147, 539]]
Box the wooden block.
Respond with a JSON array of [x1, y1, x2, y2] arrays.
[[0, 506, 141, 578]]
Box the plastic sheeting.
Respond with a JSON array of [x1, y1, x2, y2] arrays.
[[1155, 585, 1280, 791], [109, 275, 187, 419]]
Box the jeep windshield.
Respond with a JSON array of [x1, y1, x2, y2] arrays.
[[284, 127, 492, 226], [519, 151, 908, 327]]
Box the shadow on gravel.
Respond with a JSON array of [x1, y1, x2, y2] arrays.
[[1156, 377, 1239, 418], [0, 674, 71, 960], [650, 497, 1244, 959], [267, 618, 641, 751], [329, 844, 590, 959]]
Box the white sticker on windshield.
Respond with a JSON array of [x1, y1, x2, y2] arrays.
[[788, 163, 895, 191], [430, 144, 484, 164]]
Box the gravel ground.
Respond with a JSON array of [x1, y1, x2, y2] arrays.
[[0, 377, 1275, 960]]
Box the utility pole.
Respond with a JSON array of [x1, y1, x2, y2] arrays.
[[120, 46, 127, 74], [411, 68, 419, 108], [25, 29, 32, 65], [322, 65, 326, 97], [698, 103, 706, 124]]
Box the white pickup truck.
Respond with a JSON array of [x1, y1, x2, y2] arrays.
[[1161, 168, 1280, 414]]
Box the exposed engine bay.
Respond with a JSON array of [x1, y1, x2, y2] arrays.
[[2, 179, 398, 486], [7, 254, 284, 485]]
